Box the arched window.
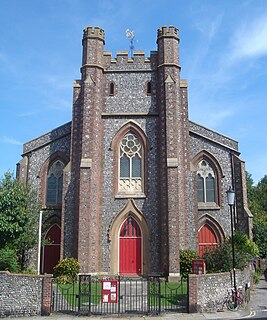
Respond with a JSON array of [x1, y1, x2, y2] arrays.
[[120, 216, 141, 237], [109, 82, 115, 95], [198, 224, 219, 256], [146, 81, 151, 95], [197, 160, 216, 204], [46, 160, 64, 206], [119, 131, 143, 194]]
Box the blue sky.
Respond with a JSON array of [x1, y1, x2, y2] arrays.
[[0, 0, 266, 184]]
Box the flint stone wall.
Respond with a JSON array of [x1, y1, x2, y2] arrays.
[[188, 266, 254, 313], [0, 271, 52, 317]]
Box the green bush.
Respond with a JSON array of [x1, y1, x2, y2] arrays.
[[203, 232, 259, 273], [253, 268, 261, 284], [180, 249, 199, 278], [0, 247, 19, 272], [203, 244, 232, 273], [234, 231, 259, 257], [53, 258, 80, 283]]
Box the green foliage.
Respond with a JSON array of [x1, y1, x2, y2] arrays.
[[0, 172, 28, 247], [203, 244, 232, 273], [253, 268, 261, 284], [53, 258, 80, 283], [253, 218, 267, 257], [246, 172, 267, 258], [0, 247, 19, 272], [0, 172, 40, 271], [203, 232, 259, 273], [180, 249, 199, 278], [233, 231, 259, 256]]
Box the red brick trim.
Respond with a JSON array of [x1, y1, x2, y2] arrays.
[[41, 275, 52, 315], [188, 274, 198, 313]]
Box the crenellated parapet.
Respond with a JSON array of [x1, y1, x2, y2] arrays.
[[103, 50, 154, 70], [83, 26, 105, 42], [80, 25, 181, 71], [157, 25, 179, 41]]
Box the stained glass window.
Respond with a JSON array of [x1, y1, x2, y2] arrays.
[[46, 160, 64, 206], [119, 131, 143, 193], [197, 160, 216, 204]]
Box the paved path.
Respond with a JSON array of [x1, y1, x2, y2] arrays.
[[7, 275, 267, 320], [249, 275, 267, 318]]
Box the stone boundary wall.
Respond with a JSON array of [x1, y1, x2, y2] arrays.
[[188, 266, 254, 313], [0, 271, 52, 317]]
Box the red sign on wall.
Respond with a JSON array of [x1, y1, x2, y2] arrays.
[[192, 259, 206, 274], [102, 280, 118, 303]]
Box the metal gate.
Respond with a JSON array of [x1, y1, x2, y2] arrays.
[[52, 275, 188, 315]]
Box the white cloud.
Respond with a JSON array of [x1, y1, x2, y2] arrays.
[[18, 110, 41, 117], [230, 12, 267, 61], [2, 136, 23, 145], [192, 8, 224, 40]]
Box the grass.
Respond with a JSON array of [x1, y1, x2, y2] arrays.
[[149, 280, 187, 306], [56, 281, 102, 307], [55, 278, 188, 308]]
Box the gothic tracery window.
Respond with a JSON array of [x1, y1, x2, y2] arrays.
[[197, 160, 216, 204], [119, 131, 143, 194], [46, 160, 64, 206]]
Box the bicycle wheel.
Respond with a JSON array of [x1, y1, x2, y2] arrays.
[[226, 297, 240, 311]]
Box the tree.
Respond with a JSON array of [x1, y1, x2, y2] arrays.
[[0, 172, 40, 271], [0, 247, 19, 272], [256, 175, 267, 214], [246, 172, 267, 258]]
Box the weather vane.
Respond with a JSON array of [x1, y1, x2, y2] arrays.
[[125, 29, 135, 57]]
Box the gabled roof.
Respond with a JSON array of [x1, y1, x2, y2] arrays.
[[22, 122, 71, 155]]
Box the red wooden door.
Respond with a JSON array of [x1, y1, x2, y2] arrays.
[[119, 217, 142, 275], [198, 224, 218, 256], [42, 224, 61, 274]]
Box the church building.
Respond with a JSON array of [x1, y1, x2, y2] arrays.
[[17, 25, 252, 278]]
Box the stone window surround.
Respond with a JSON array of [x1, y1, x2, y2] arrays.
[[38, 151, 69, 209], [198, 213, 225, 246], [108, 199, 150, 275], [192, 151, 223, 210], [111, 121, 148, 198], [46, 160, 64, 206]]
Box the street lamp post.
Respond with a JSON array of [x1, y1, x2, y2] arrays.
[[226, 186, 236, 294], [37, 210, 43, 275]]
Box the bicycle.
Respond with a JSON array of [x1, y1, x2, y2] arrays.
[[222, 286, 244, 311]]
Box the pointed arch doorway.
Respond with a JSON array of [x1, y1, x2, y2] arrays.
[[109, 199, 150, 275], [42, 224, 61, 274], [119, 216, 142, 275]]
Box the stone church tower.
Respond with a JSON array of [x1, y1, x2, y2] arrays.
[[17, 25, 252, 277]]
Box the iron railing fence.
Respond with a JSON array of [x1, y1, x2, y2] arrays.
[[52, 274, 188, 315]]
